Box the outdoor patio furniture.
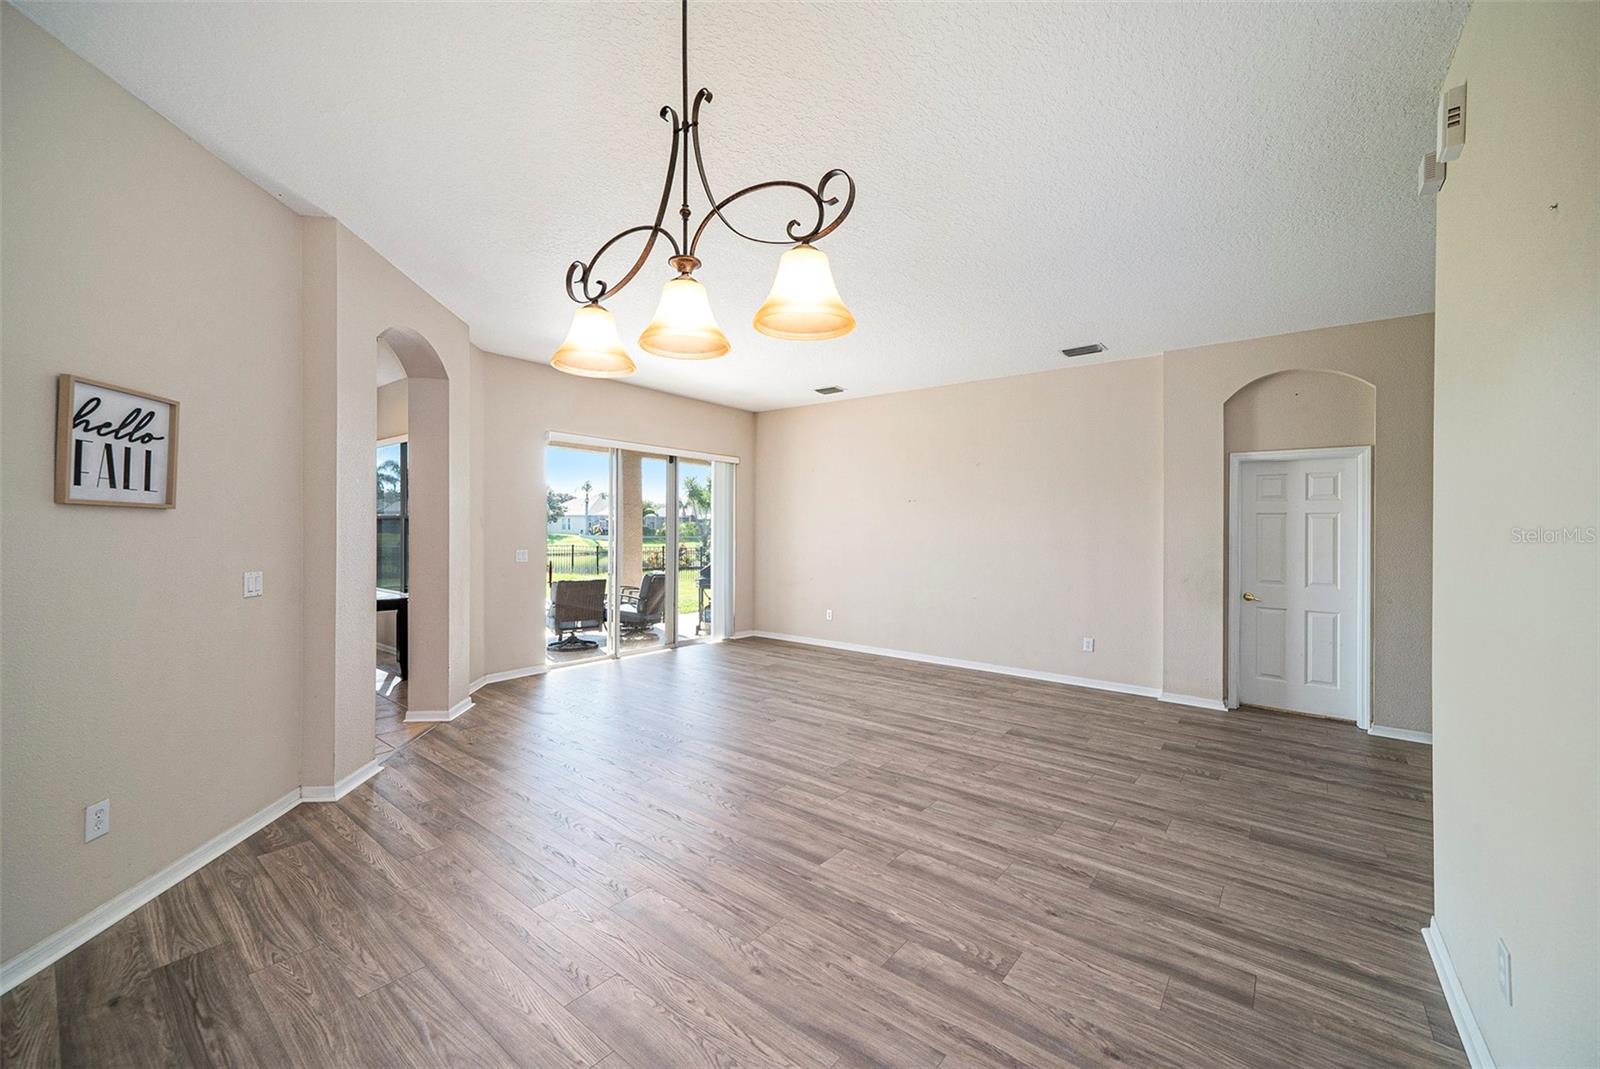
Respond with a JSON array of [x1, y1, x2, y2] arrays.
[[621, 572, 667, 635], [548, 578, 606, 650]]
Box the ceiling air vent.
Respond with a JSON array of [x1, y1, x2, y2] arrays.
[[1060, 343, 1106, 359], [814, 386, 844, 395]]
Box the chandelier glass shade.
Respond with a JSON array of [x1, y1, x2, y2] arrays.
[[549, 303, 636, 378], [753, 243, 856, 341], [640, 273, 730, 359], [551, 0, 856, 377]]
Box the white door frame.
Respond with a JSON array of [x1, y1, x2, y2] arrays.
[[1227, 446, 1372, 731]]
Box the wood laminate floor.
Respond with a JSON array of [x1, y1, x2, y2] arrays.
[[3, 638, 1463, 1068]]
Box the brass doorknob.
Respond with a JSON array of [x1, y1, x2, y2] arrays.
[[1242, 592, 1260, 602]]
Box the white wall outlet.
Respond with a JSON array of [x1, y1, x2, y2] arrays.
[[825, 608, 833, 622], [1082, 637, 1095, 652], [85, 799, 110, 842], [515, 549, 529, 563], [1496, 938, 1512, 1005], [243, 570, 264, 598]]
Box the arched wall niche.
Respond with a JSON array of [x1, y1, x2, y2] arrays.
[[1220, 368, 1379, 711], [1223, 368, 1377, 454]]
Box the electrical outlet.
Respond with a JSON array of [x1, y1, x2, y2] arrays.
[[1082, 637, 1095, 652], [85, 799, 110, 843], [515, 549, 529, 563], [1496, 939, 1512, 1005], [243, 570, 264, 598], [825, 608, 833, 622]]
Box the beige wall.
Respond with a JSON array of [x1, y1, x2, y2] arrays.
[[755, 358, 1167, 690], [1, 8, 305, 957], [1431, 3, 1599, 1064], [301, 221, 472, 787], [1164, 315, 1435, 730], [754, 316, 1433, 731], [376, 377, 408, 442], [470, 348, 758, 682]]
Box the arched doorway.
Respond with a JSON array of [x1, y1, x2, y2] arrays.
[[373, 327, 453, 746]]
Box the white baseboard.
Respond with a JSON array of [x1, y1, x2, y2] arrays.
[[1159, 691, 1230, 712], [738, 631, 1160, 700], [301, 758, 384, 802], [469, 664, 546, 693], [1368, 724, 1433, 745], [0, 787, 302, 994], [1422, 918, 1495, 1068], [404, 696, 474, 724]]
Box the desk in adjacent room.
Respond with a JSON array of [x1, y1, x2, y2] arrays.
[[376, 589, 408, 678]]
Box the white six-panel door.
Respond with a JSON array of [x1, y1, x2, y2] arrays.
[[1235, 452, 1364, 721]]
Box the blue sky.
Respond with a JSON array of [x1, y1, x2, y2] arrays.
[[546, 445, 611, 499], [546, 446, 711, 509]]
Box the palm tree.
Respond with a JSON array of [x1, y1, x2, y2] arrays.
[[376, 459, 402, 511], [681, 476, 711, 519], [681, 475, 712, 565], [580, 480, 594, 529]]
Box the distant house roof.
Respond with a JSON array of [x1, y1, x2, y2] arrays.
[[550, 487, 608, 518]]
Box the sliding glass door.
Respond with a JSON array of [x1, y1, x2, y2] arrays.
[[545, 437, 734, 668], [676, 458, 713, 644], [545, 443, 613, 666], [618, 450, 671, 654]]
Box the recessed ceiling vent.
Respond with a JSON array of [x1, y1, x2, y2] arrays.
[[814, 386, 844, 395], [1060, 343, 1106, 359]]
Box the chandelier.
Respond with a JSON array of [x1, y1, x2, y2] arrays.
[[551, 0, 857, 378]]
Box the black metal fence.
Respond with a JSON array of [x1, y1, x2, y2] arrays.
[[547, 542, 706, 576]]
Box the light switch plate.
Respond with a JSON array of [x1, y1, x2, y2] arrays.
[[1082, 637, 1095, 652], [515, 549, 529, 563], [243, 571, 264, 598]]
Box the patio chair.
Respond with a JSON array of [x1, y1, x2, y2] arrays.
[[620, 572, 667, 635], [548, 579, 606, 650]]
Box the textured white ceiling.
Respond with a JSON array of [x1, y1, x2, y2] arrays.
[[18, 1, 1466, 412]]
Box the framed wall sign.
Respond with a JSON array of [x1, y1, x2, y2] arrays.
[[55, 375, 180, 508]]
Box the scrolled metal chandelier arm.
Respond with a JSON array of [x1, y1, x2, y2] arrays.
[[685, 88, 854, 254], [550, 0, 855, 379], [805, 169, 856, 244], [689, 178, 828, 259], [561, 0, 855, 307], [564, 106, 684, 305]]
